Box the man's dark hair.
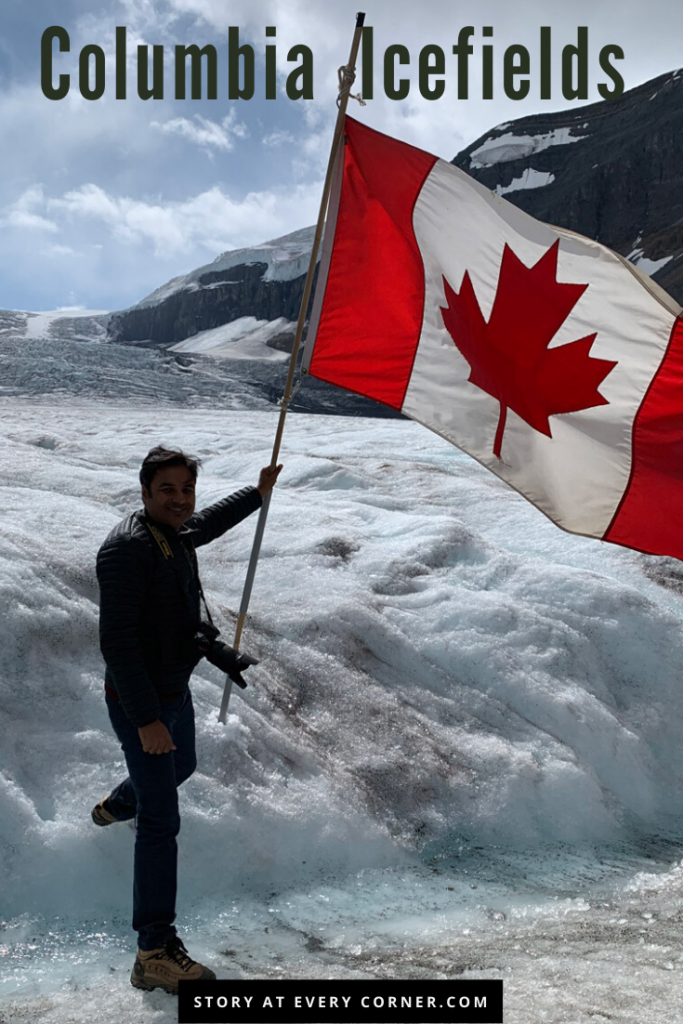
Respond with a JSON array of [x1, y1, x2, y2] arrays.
[[139, 446, 202, 491]]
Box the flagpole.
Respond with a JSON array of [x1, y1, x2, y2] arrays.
[[218, 12, 366, 722]]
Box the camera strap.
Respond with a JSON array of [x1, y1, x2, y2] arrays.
[[144, 517, 216, 628], [193, 562, 216, 628], [145, 521, 173, 560]]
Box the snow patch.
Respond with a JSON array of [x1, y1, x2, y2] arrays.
[[170, 316, 293, 362], [24, 310, 109, 341], [470, 128, 587, 169], [626, 247, 674, 276], [635, 255, 673, 276], [495, 169, 556, 196]]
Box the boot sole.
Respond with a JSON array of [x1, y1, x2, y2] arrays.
[[91, 810, 116, 826], [130, 956, 216, 994], [91, 797, 118, 827], [131, 974, 178, 995]]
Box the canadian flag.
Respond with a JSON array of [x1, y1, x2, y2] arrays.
[[302, 117, 683, 560]]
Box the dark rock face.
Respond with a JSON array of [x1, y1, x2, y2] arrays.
[[106, 252, 402, 417], [109, 263, 313, 345], [451, 69, 683, 305]]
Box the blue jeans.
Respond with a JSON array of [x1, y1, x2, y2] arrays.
[[105, 689, 196, 951]]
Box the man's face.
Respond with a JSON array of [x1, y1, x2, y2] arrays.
[[142, 466, 196, 530]]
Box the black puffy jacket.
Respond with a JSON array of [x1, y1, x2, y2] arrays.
[[96, 487, 262, 727]]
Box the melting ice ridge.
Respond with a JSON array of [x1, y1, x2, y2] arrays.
[[2, 400, 683, 1022]]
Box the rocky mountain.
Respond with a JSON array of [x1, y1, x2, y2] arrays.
[[103, 67, 683, 414], [108, 227, 314, 351], [452, 67, 683, 304], [105, 226, 397, 417]]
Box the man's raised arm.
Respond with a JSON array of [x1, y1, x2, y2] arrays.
[[189, 464, 282, 548]]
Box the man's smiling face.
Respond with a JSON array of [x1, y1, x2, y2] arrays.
[[142, 466, 196, 530]]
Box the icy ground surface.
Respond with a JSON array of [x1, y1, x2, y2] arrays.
[[0, 308, 398, 418], [0, 309, 277, 409], [2, 400, 683, 1022]]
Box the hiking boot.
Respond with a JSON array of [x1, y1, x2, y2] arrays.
[[130, 936, 216, 994], [91, 795, 118, 826]]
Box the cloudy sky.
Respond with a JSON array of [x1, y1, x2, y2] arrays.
[[1, 0, 682, 312]]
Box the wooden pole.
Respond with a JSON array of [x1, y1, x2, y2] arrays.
[[218, 12, 366, 722]]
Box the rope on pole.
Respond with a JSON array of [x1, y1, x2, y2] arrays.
[[218, 12, 367, 722], [336, 63, 366, 108]]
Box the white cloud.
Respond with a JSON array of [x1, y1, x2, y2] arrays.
[[52, 184, 120, 223], [151, 111, 248, 153], [113, 0, 181, 37], [7, 210, 59, 233], [1, 185, 59, 233], [262, 129, 296, 147], [48, 181, 320, 258], [166, 0, 279, 33], [12, 185, 45, 209], [40, 245, 79, 258], [5, 0, 683, 313]]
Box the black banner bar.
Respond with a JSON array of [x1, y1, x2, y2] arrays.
[[178, 979, 503, 1024]]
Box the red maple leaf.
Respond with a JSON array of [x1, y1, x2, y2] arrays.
[[440, 240, 617, 458]]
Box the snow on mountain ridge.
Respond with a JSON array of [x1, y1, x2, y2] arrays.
[[133, 225, 317, 310]]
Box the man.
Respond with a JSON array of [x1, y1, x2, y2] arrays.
[[93, 445, 282, 994]]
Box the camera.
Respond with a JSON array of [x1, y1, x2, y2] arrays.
[[194, 621, 258, 689]]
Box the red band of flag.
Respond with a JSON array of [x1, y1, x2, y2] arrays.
[[307, 118, 437, 409], [605, 314, 683, 557]]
